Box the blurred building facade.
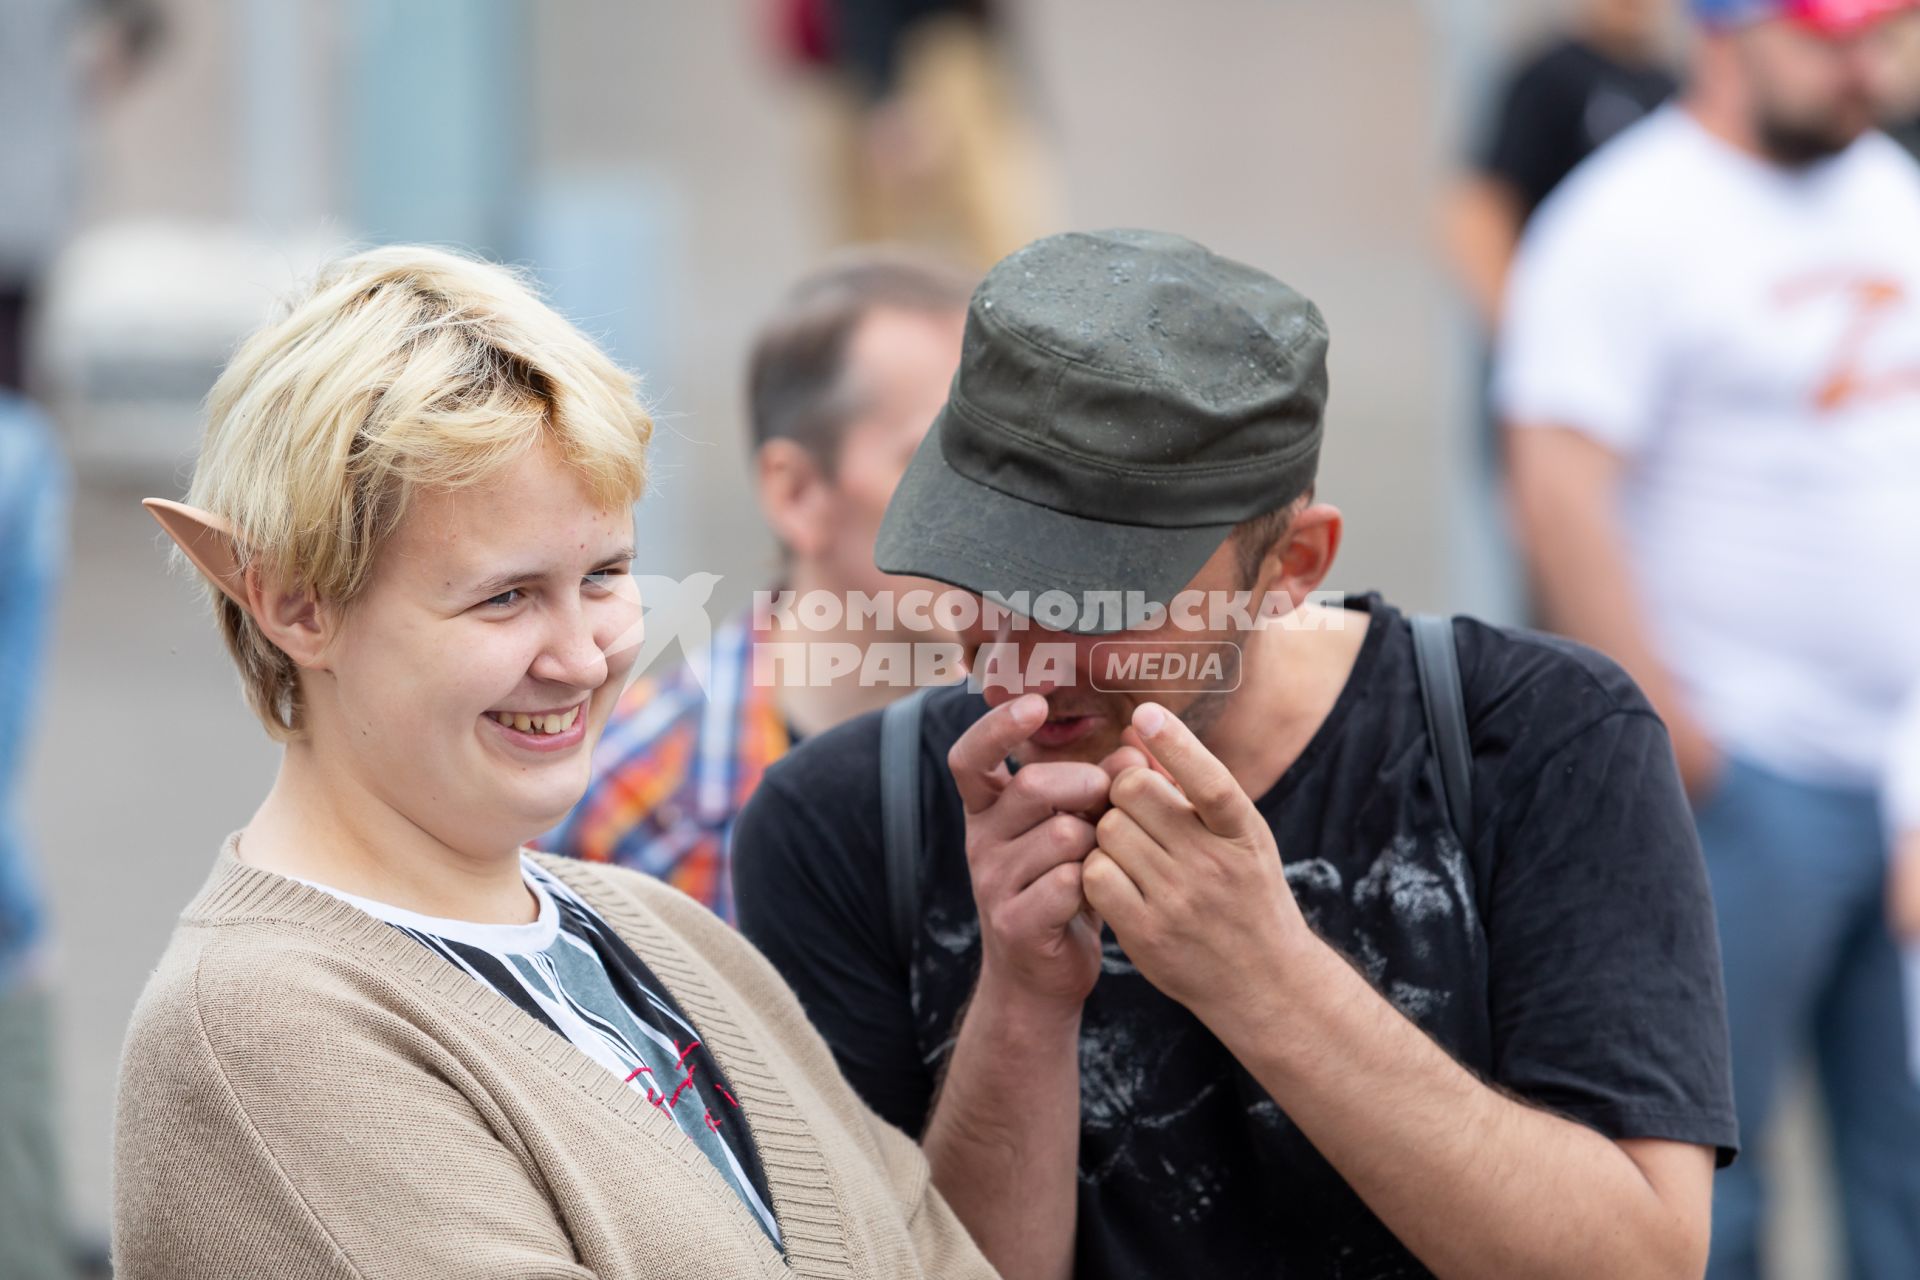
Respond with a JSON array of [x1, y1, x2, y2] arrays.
[[47, 0, 1523, 616]]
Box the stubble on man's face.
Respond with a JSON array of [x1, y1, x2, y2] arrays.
[[981, 522, 1285, 770], [997, 592, 1258, 770], [1741, 25, 1879, 165], [1003, 667, 1242, 769]]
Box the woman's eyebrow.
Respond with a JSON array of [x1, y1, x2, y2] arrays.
[[467, 568, 544, 599], [591, 546, 638, 572], [466, 548, 636, 598]]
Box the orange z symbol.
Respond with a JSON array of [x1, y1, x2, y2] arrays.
[[1777, 273, 1920, 415]]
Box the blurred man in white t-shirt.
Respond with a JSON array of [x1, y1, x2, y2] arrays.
[[1498, 0, 1920, 1274]]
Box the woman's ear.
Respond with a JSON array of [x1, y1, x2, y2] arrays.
[[143, 498, 249, 610], [249, 567, 331, 669], [146, 497, 333, 668]]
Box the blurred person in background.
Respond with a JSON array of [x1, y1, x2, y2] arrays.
[[543, 249, 969, 923], [0, 9, 78, 1274], [770, 0, 1057, 267], [1445, 0, 1678, 331], [113, 246, 999, 1279], [1, 3, 157, 1277], [0, 0, 163, 392], [0, 0, 79, 396], [0, 399, 74, 1280], [1499, 0, 1920, 1274]]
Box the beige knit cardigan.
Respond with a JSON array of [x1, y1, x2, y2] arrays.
[[112, 840, 1000, 1279]]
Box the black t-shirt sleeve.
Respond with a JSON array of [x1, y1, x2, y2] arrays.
[[1479, 52, 1572, 214], [731, 724, 936, 1134], [1482, 707, 1738, 1164]]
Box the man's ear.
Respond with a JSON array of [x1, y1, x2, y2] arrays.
[[144, 498, 249, 609], [755, 438, 835, 561], [1258, 502, 1344, 612]]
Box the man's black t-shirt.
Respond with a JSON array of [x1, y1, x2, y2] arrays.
[[734, 597, 1737, 1279], [1481, 38, 1677, 219]]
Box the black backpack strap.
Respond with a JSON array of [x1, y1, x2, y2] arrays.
[[880, 685, 931, 962], [1411, 614, 1474, 850]]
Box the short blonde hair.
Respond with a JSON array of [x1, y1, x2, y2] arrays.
[[184, 244, 653, 740]]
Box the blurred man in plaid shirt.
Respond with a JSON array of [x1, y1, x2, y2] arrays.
[[541, 250, 969, 922]]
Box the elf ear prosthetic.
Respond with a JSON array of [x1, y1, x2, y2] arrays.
[[143, 498, 250, 611]]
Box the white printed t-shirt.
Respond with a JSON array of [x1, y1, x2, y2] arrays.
[[1497, 106, 1920, 786]]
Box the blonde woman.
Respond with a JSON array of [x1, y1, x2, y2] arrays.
[[113, 247, 998, 1280]]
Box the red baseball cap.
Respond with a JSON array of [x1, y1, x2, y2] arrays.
[[1696, 0, 1916, 34], [1785, 0, 1916, 35]]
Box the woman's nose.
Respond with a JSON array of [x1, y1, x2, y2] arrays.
[[531, 602, 611, 690]]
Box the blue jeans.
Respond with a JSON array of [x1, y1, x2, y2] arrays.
[[1701, 756, 1920, 1280], [0, 395, 71, 1278], [0, 392, 65, 994]]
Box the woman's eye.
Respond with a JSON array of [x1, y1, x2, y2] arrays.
[[584, 565, 631, 591], [483, 588, 523, 609]]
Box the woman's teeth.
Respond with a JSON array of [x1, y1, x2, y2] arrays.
[[489, 706, 581, 735]]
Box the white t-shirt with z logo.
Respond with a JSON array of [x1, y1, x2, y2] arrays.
[[1498, 106, 1920, 787]]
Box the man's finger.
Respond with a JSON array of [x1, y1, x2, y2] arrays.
[[989, 812, 1099, 896], [984, 762, 1116, 839], [948, 693, 1047, 813], [1099, 743, 1150, 782], [1068, 744, 1150, 823], [1082, 849, 1147, 937], [995, 860, 1090, 940], [1094, 806, 1173, 895], [1106, 765, 1196, 851], [1120, 726, 1178, 786], [1130, 702, 1256, 837]]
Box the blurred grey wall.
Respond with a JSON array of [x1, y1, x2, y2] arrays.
[[71, 0, 1600, 614]]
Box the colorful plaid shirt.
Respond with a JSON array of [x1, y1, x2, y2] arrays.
[[540, 612, 790, 924]]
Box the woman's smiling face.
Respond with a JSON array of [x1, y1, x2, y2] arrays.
[[312, 441, 641, 854]]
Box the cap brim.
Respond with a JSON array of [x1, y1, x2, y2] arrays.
[[875, 415, 1236, 636]]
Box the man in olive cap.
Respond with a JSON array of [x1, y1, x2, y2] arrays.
[[734, 229, 1735, 1278]]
